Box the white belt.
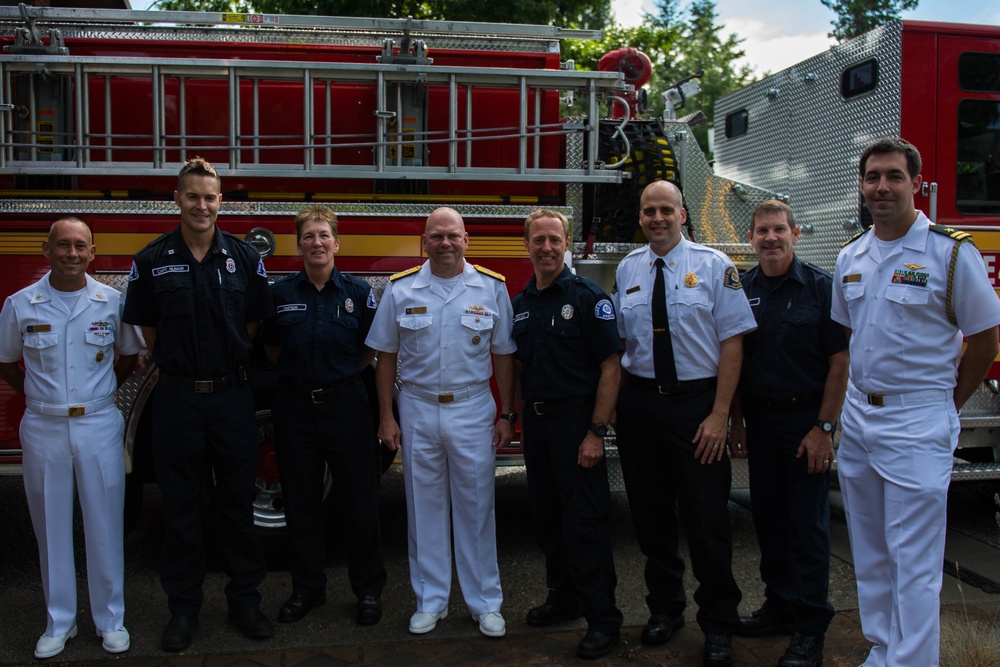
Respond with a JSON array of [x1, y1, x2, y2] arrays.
[[26, 395, 116, 418], [403, 382, 490, 404], [846, 382, 951, 408]]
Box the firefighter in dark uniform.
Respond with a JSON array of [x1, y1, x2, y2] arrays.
[[728, 201, 848, 667], [511, 209, 623, 660], [260, 205, 387, 627], [123, 158, 275, 652]]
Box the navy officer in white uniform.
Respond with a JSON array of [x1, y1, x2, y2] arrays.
[[0, 217, 141, 660], [366, 207, 516, 638], [832, 136, 1000, 667], [612, 180, 756, 667]]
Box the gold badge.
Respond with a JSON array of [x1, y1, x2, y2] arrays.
[[472, 335, 481, 345], [684, 272, 698, 287], [96, 351, 105, 362]]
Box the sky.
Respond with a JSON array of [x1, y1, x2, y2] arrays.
[[611, 0, 1000, 75]]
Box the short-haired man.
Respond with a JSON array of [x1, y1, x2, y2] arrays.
[[832, 137, 1000, 667], [511, 209, 623, 659], [729, 200, 849, 667], [260, 205, 387, 627], [612, 180, 756, 667], [366, 207, 516, 638], [123, 157, 275, 651], [0, 218, 141, 659]]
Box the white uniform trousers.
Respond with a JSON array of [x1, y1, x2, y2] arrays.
[[20, 404, 126, 636], [839, 385, 957, 667], [398, 387, 503, 616]]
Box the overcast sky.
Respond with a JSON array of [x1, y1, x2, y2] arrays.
[[611, 0, 1000, 75]]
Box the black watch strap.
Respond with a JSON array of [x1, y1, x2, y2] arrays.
[[500, 412, 518, 424]]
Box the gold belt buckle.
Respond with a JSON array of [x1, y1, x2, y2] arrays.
[[438, 392, 454, 403], [68, 405, 85, 417], [868, 393, 885, 407], [195, 380, 214, 393]]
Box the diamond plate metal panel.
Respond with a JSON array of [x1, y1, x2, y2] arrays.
[[714, 21, 904, 271]]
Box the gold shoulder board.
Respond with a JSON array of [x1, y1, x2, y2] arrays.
[[474, 264, 506, 282], [390, 265, 422, 281], [841, 228, 869, 248], [928, 223, 973, 243]]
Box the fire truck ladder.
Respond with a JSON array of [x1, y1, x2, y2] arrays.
[[0, 6, 631, 185]]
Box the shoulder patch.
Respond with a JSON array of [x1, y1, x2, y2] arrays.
[[474, 264, 506, 282], [390, 266, 421, 282], [594, 299, 616, 321], [841, 228, 870, 248], [723, 266, 743, 290], [928, 223, 975, 245], [128, 261, 139, 282], [256, 258, 268, 278]]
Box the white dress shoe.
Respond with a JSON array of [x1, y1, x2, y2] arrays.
[[98, 627, 131, 654], [34, 625, 78, 659], [477, 611, 506, 637], [409, 609, 447, 634]]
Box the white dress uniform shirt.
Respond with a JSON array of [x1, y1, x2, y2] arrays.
[[366, 260, 516, 388], [832, 211, 1000, 393], [613, 240, 756, 379], [0, 272, 142, 638]]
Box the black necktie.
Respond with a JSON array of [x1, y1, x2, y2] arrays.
[[652, 257, 677, 389]]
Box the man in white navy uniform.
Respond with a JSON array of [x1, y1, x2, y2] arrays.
[[366, 207, 516, 638], [0, 217, 141, 660], [832, 136, 1000, 667], [612, 180, 756, 667]]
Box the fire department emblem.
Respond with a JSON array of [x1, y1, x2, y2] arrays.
[[226, 258, 236, 273], [561, 304, 574, 319], [344, 298, 354, 313], [684, 272, 698, 287]]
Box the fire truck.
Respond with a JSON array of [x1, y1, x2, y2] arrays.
[[1, 6, 998, 536]]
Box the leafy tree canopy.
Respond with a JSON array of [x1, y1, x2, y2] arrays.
[[820, 0, 919, 41]]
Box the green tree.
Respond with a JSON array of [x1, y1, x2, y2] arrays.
[[820, 0, 919, 41]]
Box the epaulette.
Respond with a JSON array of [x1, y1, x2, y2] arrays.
[[841, 228, 870, 248], [474, 264, 506, 282], [573, 274, 607, 297], [389, 266, 421, 281], [928, 223, 975, 245]]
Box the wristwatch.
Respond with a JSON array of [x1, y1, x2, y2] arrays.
[[815, 419, 835, 434], [499, 412, 518, 424], [589, 422, 609, 438]]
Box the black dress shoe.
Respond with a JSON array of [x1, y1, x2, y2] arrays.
[[641, 614, 684, 645], [161, 614, 198, 652], [357, 595, 383, 626], [525, 600, 584, 627], [576, 629, 620, 660], [703, 634, 733, 667], [228, 604, 275, 640], [278, 591, 327, 623], [735, 607, 794, 637], [778, 632, 824, 667]]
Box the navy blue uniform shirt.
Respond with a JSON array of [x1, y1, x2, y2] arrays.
[[123, 226, 273, 377], [259, 267, 376, 388], [512, 266, 622, 402], [740, 255, 847, 399]]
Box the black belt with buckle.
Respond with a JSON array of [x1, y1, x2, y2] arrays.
[[282, 375, 360, 404], [744, 392, 824, 408], [628, 375, 717, 395], [159, 371, 243, 393], [530, 396, 588, 416]]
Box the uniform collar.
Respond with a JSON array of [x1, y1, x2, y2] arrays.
[[747, 254, 807, 286], [644, 237, 686, 270], [293, 265, 344, 291], [411, 260, 483, 289], [167, 224, 228, 259], [855, 211, 930, 257], [525, 265, 573, 295]]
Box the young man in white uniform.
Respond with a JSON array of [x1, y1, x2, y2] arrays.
[[0, 217, 141, 659]]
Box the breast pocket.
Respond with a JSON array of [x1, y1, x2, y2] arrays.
[[152, 273, 193, 324], [84, 329, 116, 371], [214, 270, 247, 319], [883, 284, 930, 333], [398, 314, 433, 354], [461, 314, 494, 356], [332, 316, 361, 353], [619, 291, 650, 346], [673, 288, 711, 334], [275, 311, 308, 347], [23, 331, 60, 373], [777, 305, 820, 349]]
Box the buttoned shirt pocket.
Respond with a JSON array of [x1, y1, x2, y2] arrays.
[[619, 290, 650, 347], [84, 329, 116, 371], [276, 310, 308, 347], [672, 287, 711, 334], [331, 315, 360, 354], [151, 271, 192, 316], [398, 314, 433, 354], [777, 304, 820, 350], [883, 284, 930, 333], [23, 331, 60, 373], [461, 314, 494, 356], [213, 269, 247, 320]]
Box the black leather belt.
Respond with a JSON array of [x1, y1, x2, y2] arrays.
[[282, 375, 360, 404], [530, 396, 588, 416], [628, 375, 717, 395], [743, 392, 824, 408], [159, 371, 244, 393]]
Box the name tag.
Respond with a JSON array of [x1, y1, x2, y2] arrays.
[[626, 285, 641, 295], [27, 324, 52, 333], [277, 303, 307, 313], [842, 274, 861, 283], [513, 311, 529, 323], [152, 264, 190, 277], [747, 297, 761, 306], [406, 306, 428, 315]]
